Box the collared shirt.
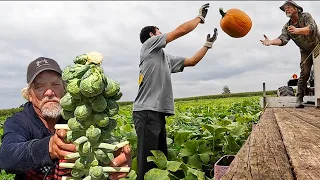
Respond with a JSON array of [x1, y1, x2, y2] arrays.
[[0, 102, 71, 180]]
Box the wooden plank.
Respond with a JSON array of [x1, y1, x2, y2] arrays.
[[312, 44, 320, 107], [292, 107, 320, 117], [283, 108, 320, 129], [274, 108, 320, 179], [260, 96, 315, 108], [221, 108, 294, 180]]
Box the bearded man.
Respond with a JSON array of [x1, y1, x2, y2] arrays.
[[260, 0, 320, 108], [0, 57, 131, 180]]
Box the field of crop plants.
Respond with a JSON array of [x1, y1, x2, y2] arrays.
[[0, 95, 265, 179]]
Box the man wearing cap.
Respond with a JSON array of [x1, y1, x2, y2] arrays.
[[0, 57, 131, 180], [260, 0, 320, 108]]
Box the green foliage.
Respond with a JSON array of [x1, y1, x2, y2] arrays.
[[116, 96, 262, 179], [0, 93, 262, 179], [0, 108, 23, 117], [118, 90, 277, 106]]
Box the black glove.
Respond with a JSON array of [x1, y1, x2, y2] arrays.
[[204, 28, 218, 48], [197, 3, 210, 24]]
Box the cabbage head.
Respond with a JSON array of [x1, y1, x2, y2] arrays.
[[89, 166, 103, 179], [74, 103, 92, 121], [61, 109, 74, 120], [67, 78, 81, 99], [74, 54, 88, 65], [90, 94, 108, 112], [62, 64, 90, 82], [94, 149, 113, 165], [103, 77, 120, 98], [102, 118, 117, 135], [110, 91, 122, 101], [93, 113, 109, 127], [72, 64, 91, 79], [60, 92, 77, 111], [86, 125, 101, 141], [105, 100, 119, 117], [80, 67, 105, 97], [61, 65, 74, 82], [68, 117, 84, 131]]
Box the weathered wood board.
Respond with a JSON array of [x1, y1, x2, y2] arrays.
[[260, 96, 316, 108], [221, 107, 320, 180], [274, 108, 320, 179], [221, 108, 294, 180]]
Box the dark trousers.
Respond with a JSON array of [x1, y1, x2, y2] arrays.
[[132, 110, 168, 180], [297, 50, 313, 98]]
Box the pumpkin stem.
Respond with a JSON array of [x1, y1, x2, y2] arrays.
[[219, 8, 226, 17]]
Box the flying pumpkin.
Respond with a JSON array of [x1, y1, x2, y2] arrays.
[[219, 7, 252, 38]]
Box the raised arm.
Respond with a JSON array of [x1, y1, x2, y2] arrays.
[[261, 24, 291, 46], [184, 28, 218, 67], [260, 34, 283, 46], [166, 3, 210, 44]]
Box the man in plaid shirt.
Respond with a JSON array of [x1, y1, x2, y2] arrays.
[[0, 57, 131, 180], [260, 0, 320, 108]]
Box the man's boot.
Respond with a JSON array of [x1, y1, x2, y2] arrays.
[[295, 95, 304, 108]]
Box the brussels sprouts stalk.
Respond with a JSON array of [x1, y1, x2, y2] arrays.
[[114, 141, 130, 150], [60, 162, 76, 168], [65, 152, 80, 160], [59, 163, 131, 173], [74, 136, 88, 146], [60, 51, 128, 179], [102, 167, 131, 172], [95, 143, 116, 151], [95, 141, 129, 151]]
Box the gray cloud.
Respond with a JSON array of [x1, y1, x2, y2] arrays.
[[0, 1, 316, 109]]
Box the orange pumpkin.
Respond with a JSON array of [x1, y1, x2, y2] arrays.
[[219, 8, 252, 38]]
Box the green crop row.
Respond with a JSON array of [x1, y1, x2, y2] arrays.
[[0, 96, 262, 179]]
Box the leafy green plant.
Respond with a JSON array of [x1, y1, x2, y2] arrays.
[[0, 95, 262, 180]]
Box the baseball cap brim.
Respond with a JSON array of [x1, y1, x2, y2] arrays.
[[28, 67, 62, 84]]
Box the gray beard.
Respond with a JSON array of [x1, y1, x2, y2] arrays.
[[41, 102, 62, 119], [286, 13, 292, 18]]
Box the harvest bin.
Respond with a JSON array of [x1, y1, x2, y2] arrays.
[[214, 155, 235, 180]]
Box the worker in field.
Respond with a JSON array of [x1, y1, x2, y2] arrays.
[[0, 57, 131, 180], [132, 3, 218, 179], [260, 0, 320, 108]]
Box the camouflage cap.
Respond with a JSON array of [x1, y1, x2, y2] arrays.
[[280, 0, 303, 12]]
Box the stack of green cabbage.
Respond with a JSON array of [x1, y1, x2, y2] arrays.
[[54, 51, 130, 180]]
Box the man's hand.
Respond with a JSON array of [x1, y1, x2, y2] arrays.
[[204, 28, 218, 48], [197, 3, 210, 24], [108, 145, 132, 180], [260, 34, 272, 46], [49, 129, 77, 160], [287, 25, 300, 34]]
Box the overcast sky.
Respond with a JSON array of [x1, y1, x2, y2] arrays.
[[1, 1, 319, 109]]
